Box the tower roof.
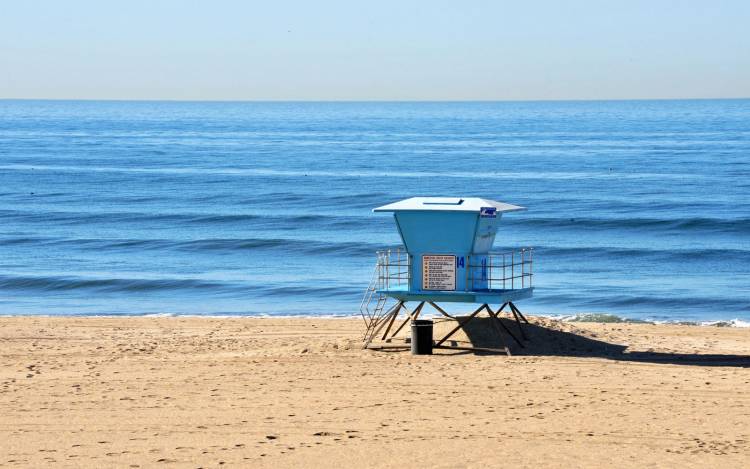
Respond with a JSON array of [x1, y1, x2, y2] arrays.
[[373, 197, 525, 213]]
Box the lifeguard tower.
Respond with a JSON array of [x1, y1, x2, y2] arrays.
[[360, 197, 534, 354]]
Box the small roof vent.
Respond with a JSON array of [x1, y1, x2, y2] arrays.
[[422, 198, 464, 206]]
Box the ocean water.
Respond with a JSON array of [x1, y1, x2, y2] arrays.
[[0, 99, 748, 322]]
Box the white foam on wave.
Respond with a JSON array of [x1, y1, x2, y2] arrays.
[[698, 318, 750, 328], [1, 311, 747, 326], [538, 312, 750, 327]]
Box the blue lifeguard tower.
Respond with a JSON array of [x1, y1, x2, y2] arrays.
[[360, 197, 534, 354]]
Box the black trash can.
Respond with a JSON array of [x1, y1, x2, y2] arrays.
[[411, 319, 434, 355]]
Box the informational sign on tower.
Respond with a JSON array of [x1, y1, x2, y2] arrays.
[[422, 255, 456, 291]]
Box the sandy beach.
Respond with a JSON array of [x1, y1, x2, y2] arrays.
[[1, 315, 749, 468]]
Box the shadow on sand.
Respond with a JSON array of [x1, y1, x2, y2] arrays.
[[445, 316, 750, 368]]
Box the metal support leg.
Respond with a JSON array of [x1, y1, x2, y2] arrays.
[[508, 301, 530, 324], [428, 301, 456, 319], [370, 301, 403, 340], [490, 306, 524, 348], [366, 301, 525, 355], [389, 301, 425, 339], [507, 304, 528, 340], [483, 305, 511, 355], [380, 301, 406, 340], [434, 304, 488, 347]]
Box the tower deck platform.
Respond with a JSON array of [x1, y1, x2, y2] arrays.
[[377, 284, 533, 304]]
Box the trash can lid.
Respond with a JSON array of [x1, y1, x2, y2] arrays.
[[412, 319, 434, 325]]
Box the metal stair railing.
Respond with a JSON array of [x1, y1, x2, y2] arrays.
[[360, 248, 409, 345], [360, 260, 388, 342], [359, 261, 380, 325], [362, 293, 388, 345]]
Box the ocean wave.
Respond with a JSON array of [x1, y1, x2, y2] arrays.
[[0, 234, 391, 257], [4, 208, 749, 241], [559, 313, 652, 323], [510, 216, 750, 235], [173, 238, 380, 256], [0, 163, 719, 181], [699, 319, 750, 328], [536, 246, 750, 263], [0, 208, 372, 229], [3, 309, 747, 326], [556, 313, 750, 327], [4, 235, 749, 267], [0, 273, 361, 298], [538, 291, 749, 313], [0, 274, 225, 293]]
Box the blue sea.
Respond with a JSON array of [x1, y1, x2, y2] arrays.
[[0, 99, 748, 323]]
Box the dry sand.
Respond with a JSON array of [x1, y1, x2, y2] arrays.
[[1, 315, 749, 468]]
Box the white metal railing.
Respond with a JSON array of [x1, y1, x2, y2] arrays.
[[375, 248, 410, 290], [372, 247, 532, 292], [468, 247, 533, 290]]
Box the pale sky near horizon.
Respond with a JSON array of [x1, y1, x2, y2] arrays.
[[1, 1, 749, 101]]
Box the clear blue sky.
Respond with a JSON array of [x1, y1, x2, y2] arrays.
[[1, 0, 748, 100]]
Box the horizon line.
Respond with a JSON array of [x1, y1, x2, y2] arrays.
[[1, 97, 748, 104]]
